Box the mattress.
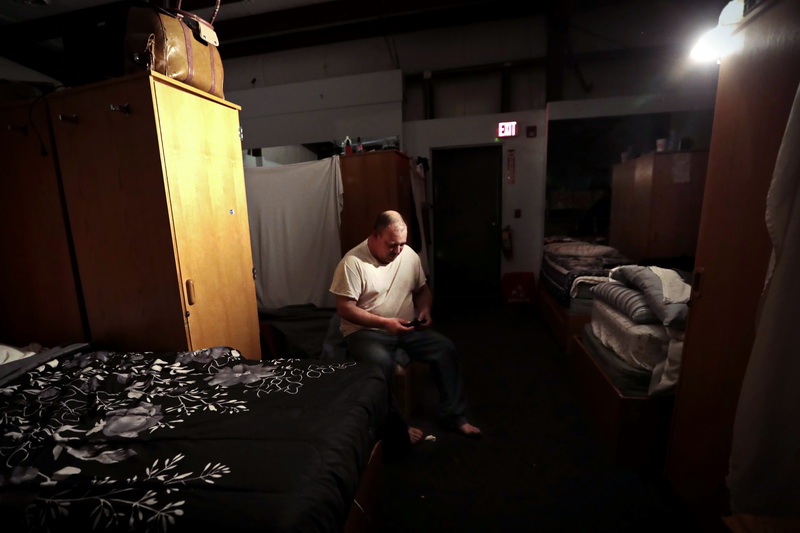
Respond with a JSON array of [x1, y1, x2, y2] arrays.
[[539, 246, 629, 307], [0, 345, 388, 532], [569, 296, 594, 315], [591, 299, 669, 371], [580, 324, 652, 397]]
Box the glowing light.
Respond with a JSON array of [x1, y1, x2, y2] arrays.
[[689, 0, 745, 63], [498, 121, 517, 137]]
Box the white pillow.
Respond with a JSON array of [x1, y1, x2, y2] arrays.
[[0, 343, 41, 365]]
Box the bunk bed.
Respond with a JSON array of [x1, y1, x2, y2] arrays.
[[0, 342, 389, 532]]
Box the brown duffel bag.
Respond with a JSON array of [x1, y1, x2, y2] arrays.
[[125, 0, 224, 98]]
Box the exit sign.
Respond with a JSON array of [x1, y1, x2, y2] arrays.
[[497, 121, 517, 137]]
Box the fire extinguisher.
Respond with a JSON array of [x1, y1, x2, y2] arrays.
[[502, 225, 513, 258]]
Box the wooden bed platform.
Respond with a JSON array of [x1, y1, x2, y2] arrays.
[[345, 440, 384, 533], [569, 335, 674, 472], [537, 283, 591, 353]]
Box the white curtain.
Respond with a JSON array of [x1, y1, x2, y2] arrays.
[[245, 156, 343, 312], [727, 82, 800, 517], [411, 160, 430, 274]]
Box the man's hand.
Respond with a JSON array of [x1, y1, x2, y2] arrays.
[[385, 317, 415, 334], [416, 311, 432, 328]]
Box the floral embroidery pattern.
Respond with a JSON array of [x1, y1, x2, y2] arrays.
[[0, 347, 356, 531]]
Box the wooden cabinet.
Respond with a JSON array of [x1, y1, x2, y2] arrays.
[[569, 336, 674, 472], [0, 100, 86, 347], [609, 150, 708, 263], [339, 150, 415, 255], [47, 72, 261, 359], [665, 0, 800, 529]]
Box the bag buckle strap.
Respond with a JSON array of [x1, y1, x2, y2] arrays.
[[180, 15, 219, 47]]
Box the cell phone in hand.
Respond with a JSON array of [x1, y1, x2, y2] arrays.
[[403, 318, 427, 327]]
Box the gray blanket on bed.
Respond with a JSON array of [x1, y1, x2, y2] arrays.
[[0, 343, 90, 387], [608, 265, 692, 329]]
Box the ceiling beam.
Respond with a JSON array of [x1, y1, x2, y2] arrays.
[[0, 0, 699, 88], [0, 1, 130, 42], [1, 0, 547, 81], [0, 1, 130, 82], [216, 1, 546, 58]]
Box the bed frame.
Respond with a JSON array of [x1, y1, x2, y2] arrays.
[[345, 441, 384, 533], [537, 283, 591, 353], [569, 335, 674, 472]]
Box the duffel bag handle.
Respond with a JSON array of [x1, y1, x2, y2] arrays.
[[173, 0, 220, 25]]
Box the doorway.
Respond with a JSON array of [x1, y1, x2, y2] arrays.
[[432, 145, 503, 307]]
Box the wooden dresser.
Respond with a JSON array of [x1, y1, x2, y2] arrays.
[[44, 72, 261, 359], [338, 150, 416, 255]]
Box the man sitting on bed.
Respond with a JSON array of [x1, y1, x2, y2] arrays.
[[330, 210, 481, 442]]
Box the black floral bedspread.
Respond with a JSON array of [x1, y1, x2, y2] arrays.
[[0, 346, 388, 532]]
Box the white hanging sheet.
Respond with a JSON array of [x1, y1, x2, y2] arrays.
[[411, 160, 430, 274], [245, 156, 343, 312], [727, 81, 800, 517]]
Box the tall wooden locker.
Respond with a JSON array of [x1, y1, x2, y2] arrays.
[[607, 156, 637, 258], [664, 0, 800, 529], [47, 71, 261, 360], [609, 150, 708, 264], [339, 150, 415, 255], [0, 99, 86, 347]]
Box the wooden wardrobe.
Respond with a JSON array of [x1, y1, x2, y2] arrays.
[[338, 150, 416, 255], [609, 150, 708, 264], [0, 99, 87, 347], [45, 72, 261, 359], [664, 0, 800, 529]]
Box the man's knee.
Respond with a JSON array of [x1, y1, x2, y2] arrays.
[[429, 332, 458, 357], [361, 350, 396, 371], [346, 338, 396, 373], [402, 331, 458, 365]]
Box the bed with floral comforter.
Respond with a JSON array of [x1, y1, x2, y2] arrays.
[[0, 344, 387, 532]]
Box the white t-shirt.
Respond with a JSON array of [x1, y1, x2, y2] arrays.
[[330, 239, 426, 336]]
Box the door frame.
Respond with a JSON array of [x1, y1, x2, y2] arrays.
[[430, 144, 503, 304]]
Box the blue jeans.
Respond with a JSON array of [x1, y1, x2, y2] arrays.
[[345, 328, 469, 429]]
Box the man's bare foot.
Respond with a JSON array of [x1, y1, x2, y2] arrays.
[[408, 426, 424, 444], [457, 422, 482, 438]]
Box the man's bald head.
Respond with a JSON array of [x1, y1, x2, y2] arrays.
[[369, 210, 408, 264], [373, 210, 406, 232]]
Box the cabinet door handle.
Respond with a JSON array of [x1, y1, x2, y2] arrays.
[[186, 279, 196, 306], [109, 103, 131, 115]]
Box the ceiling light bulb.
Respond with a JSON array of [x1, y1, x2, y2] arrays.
[[718, 0, 745, 26], [689, 0, 745, 63]]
